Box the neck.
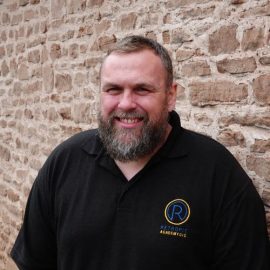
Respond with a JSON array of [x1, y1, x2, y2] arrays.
[[115, 124, 172, 181]]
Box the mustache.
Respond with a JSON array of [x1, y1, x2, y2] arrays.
[[110, 111, 147, 119]]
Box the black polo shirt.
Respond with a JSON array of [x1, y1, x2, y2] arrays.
[[11, 111, 270, 270]]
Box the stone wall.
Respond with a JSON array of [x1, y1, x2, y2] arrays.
[[0, 0, 269, 269]]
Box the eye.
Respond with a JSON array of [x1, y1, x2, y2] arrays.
[[135, 87, 150, 95], [104, 87, 122, 95]]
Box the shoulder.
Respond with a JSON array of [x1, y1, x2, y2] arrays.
[[39, 129, 100, 175], [179, 127, 233, 161], [55, 129, 99, 151], [49, 129, 99, 157]]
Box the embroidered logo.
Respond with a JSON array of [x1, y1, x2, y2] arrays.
[[164, 199, 190, 226]]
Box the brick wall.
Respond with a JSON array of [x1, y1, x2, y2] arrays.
[[0, 0, 269, 269]]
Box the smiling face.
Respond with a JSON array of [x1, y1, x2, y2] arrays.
[[98, 49, 176, 162]]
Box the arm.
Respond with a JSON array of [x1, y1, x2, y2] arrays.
[[11, 170, 57, 270], [212, 161, 270, 269]]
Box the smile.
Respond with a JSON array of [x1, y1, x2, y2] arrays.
[[118, 117, 142, 124]]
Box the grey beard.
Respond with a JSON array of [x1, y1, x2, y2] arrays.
[[98, 111, 168, 162]]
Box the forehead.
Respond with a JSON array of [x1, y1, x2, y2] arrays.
[[101, 49, 166, 77]]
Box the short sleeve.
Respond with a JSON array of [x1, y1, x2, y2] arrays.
[[11, 170, 57, 270]]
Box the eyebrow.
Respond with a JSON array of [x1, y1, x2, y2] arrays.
[[101, 83, 122, 89], [134, 83, 155, 90], [101, 82, 156, 90]]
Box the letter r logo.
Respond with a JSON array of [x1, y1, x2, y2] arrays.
[[165, 199, 190, 225]]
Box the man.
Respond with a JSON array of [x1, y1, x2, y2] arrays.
[[11, 36, 269, 269]]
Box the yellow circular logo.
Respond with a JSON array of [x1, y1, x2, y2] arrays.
[[164, 199, 190, 225]]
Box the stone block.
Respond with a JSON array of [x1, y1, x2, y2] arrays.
[[55, 73, 72, 92], [87, 0, 104, 6], [259, 56, 270, 65], [19, 0, 29, 5], [209, 25, 239, 55], [189, 81, 248, 106], [242, 27, 264, 51], [16, 169, 28, 178], [24, 9, 37, 21], [218, 112, 270, 129], [171, 28, 192, 44], [118, 13, 137, 30], [166, 0, 210, 8], [28, 49, 40, 63], [67, 0, 86, 14], [27, 35, 46, 48], [0, 46, 5, 59], [51, 0, 66, 19], [144, 31, 156, 41], [2, 13, 10, 24], [11, 14, 22, 26], [95, 19, 111, 35], [24, 108, 33, 119], [194, 113, 213, 126], [1, 61, 9, 77], [61, 30, 75, 41], [42, 65, 54, 93], [246, 155, 270, 180], [0, 145, 10, 161], [59, 107, 72, 120], [50, 43, 61, 60], [1, 31, 7, 42], [162, 31, 170, 44], [69, 43, 79, 58], [18, 63, 29, 80], [182, 61, 211, 77], [84, 57, 102, 68], [29, 158, 42, 171], [262, 189, 270, 207], [0, 120, 7, 128], [7, 3, 18, 12], [6, 44, 13, 56], [217, 128, 245, 147], [231, 0, 245, 4], [40, 6, 49, 16], [98, 35, 116, 50], [251, 139, 270, 153], [252, 74, 270, 105], [181, 5, 215, 19], [176, 49, 194, 62], [24, 80, 42, 94], [74, 72, 87, 86], [7, 188, 20, 202], [11, 82, 23, 96], [77, 25, 93, 38], [72, 102, 93, 124], [217, 57, 257, 74], [46, 107, 59, 121], [80, 44, 88, 54], [249, 2, 270, 16]]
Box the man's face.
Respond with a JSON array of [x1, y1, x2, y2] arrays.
[[98, 49, 176, 162]]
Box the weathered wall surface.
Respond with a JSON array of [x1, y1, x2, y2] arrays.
[[0, 0, 269, 268]]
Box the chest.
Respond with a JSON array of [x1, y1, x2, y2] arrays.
[[54, 159, 214, 269]]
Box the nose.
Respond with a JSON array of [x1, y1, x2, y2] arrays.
[[118, 90, 136, 110]]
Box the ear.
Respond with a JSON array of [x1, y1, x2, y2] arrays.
[[167, 82, 177, 112]]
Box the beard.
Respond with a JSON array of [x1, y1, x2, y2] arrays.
[[98, 107, 169, 162]]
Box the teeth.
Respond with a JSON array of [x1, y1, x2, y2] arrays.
[[121, 118, 138, 124]]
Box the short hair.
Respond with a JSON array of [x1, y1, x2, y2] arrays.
[[103, 35, 173, 88]]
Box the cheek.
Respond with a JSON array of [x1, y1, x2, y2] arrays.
[[100, 96, 118, 116]]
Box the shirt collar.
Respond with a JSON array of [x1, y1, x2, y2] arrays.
[[153, 110, 188, 159]]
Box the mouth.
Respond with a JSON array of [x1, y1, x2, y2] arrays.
[[116, 117, 143, 124], [112, 112, 145, 128]]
